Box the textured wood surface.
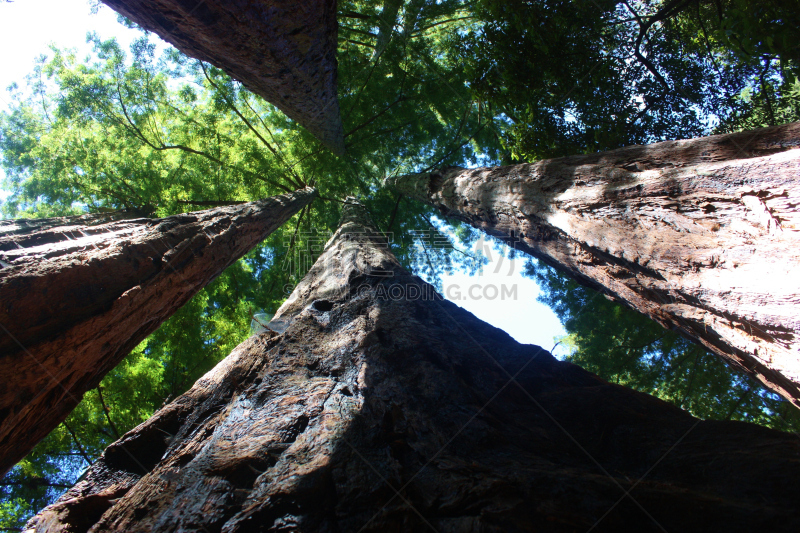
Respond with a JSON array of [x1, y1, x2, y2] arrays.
[[100, 0, 346, 154], [0, 188, 316, 475], [28, 200, 800, 532], [388, 122, 800, 409]]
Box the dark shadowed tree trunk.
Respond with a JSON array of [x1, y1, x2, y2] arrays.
[[100, 0, 345, 155], [0, 188, 316, 475], [27, 198, 800, 532], [388, 122, 800, 409]]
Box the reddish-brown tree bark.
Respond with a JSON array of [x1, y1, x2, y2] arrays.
[[28, 199, 800, 532], [0, 188, 316, 475], [0, 209, 151, 239], [100, 0, 346, 155], [388, 122, 800, 409]]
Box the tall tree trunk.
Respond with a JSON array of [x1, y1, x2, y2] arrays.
[[388, 122, 800, 409], [0, 188, 316, 475], [28, 198, 800, 532], [0, 208, 152, 239], [100, 0, 345, 155]]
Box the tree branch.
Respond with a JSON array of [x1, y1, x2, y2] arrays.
[[283, 205, 309, 270], [624, 0, 697, 90], [386, 194, 403, 233], [116, 84, 226, 165], [199, 62, 304, 189], [339, 10, 371, 20], [340, 39, 376, 49], [239, 91, 303, 185], [340, 25, 377, 38], [679, 351, 702, 409], [345, 96, 406, 138], [724, 385, 754, 420], [96, 385, 120, 440], [412, 16, 475, 35], [62, 421, 92, 466], [759, 59, 777, 126]]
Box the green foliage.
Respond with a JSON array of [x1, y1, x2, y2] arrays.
[[0, 3, 499, 526], [459, 0, 799, 161], [2, 0, 799, 527], [724, 75, 800, 132]]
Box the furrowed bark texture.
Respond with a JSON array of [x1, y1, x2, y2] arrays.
[[100, 0, 346, 155], [29, 199, 800, 532], [0, 188, 316, 475], [388, 122, 800, 409], [0, 209, 150, 239]]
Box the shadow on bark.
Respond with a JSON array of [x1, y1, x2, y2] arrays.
[[387, 122, 800, 411], [0, 189, 316, 476], [28, 203, 800, 532]]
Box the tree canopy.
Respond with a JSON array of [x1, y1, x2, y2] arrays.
[[1, 0, 799, 527], [462, 0, 799, 161]]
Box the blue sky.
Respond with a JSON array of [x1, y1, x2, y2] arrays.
[[0, 0, 568, 354]]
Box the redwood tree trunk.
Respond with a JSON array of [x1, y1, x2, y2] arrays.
[[0, 188, 316, 475], [0, 209, 150, 238], [28, 199, 800, 532], [388, 122, 800, 409], [100, 0, 345, 154]]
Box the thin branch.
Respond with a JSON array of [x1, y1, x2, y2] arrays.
[[608, 16, 641, 25], [288, 147, 325, 173], [339, 10, 371, 20], [340, 38, 376, 49], [106, 170, 147, 208], [413, 16, 475, 35], [62, 421, 92, 466], [418, 234, 444, 279], [344, 22, 409, 118], [694, 2, 729, 97], [622, 332, 667, 352], [200, 63, 303, 189], [418, 212, 473, 260], [340, 25, 377, 38], [679, 351, 702, 409], [422, 120, 487, 174], [345, 122, 415, 150], [662, 349, 696, 378], [239, 91, 303, 184], [724, 385, 754, 421], [317, 195, 349, 205], [96, 385, 120, 440], [759, 59, 777, 126], [386, 194, 403, 232], [246, 171, 294, 193], [116, 84, 225, 165], [282, 205, 309, 269], [345, 96, 406, 138], [624, 0, 696, 90]]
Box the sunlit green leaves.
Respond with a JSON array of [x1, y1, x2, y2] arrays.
[[3, 0, 799, 527], [0, 5, 495, 525]]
